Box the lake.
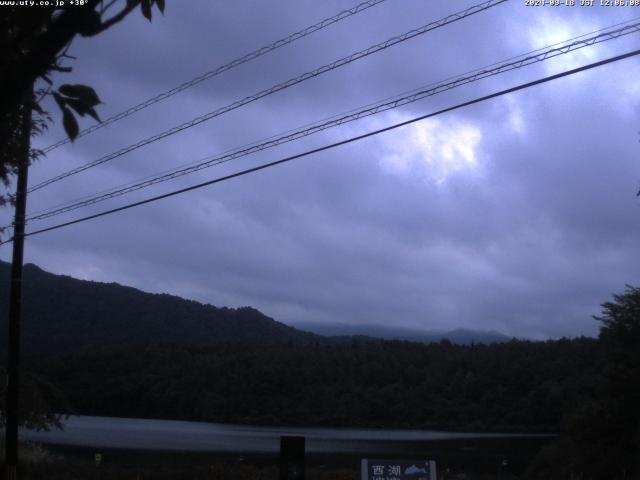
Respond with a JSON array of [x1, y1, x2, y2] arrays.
[[21, 415, 549, 453]]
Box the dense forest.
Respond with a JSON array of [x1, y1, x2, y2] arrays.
[[22, 338, 599, 433]]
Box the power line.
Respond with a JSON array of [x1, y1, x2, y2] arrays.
[[26, 15, 640, 220], [3, 47, 636, 245], [41, 0, 390, 153], [28, 0, 508, 193], [23, 19, 640, 223]]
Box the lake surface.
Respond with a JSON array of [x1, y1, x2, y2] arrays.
[[21, 415, 551, 454]]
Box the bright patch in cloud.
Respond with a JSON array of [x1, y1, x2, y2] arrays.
[[615, 62, 640, 115], [505, 96, 525, 134], [376, 113, 483, 184], [527, 14, 599, 73]]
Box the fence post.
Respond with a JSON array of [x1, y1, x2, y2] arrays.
[[280, 436, 305, 480]]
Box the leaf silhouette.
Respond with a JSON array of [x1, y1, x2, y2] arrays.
[[58, 84, 102, 107], [141, 0, 152, 21], [62, 107, 79, 141]]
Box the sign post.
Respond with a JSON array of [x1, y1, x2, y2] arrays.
[[361, 459, 436, 480]]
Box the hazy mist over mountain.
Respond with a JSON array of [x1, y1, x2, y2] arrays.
[[292, 321, 512, 344]]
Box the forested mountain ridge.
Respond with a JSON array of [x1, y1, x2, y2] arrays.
[[0, 261, 513, 353], [1, 261, 603, 435], [0, 261, 319, 352]]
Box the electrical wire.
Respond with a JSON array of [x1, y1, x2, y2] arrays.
[[28, 0, 508, 193], [41, 0, 390, 153], [23, 19, 640, 223], [26, 15, 640, 220], [1, 47, 636, 245]]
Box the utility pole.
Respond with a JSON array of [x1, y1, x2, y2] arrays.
[[5, 89, 33, 480]]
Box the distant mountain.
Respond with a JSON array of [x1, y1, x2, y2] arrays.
[[0, 261, 319, 353], [291, 321, 511, 345], [0, 260, 510, 353]]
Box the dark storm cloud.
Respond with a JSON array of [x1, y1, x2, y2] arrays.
[[2, 0, 639, 339]]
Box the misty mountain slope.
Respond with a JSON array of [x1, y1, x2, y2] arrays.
[[0, 261, 318, 353], [293, 321, 511, 344]]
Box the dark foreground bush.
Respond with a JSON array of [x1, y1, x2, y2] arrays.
[[5, 451, 356, 480]]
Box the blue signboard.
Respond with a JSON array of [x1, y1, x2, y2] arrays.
[[361, 459, 436, 480]]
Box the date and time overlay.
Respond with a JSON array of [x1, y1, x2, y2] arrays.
[[526, 0, 640, 6], [2, 0, 640, 8]]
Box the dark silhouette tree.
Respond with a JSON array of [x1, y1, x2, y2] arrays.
[[594, 285, 640, 477], [0, 366, 70, 432], [0, 0, 165, 208], [527, 286, 640, 480], [0, 0, 165, 434]]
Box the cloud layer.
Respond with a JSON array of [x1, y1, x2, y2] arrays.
[[2, 0, 639, 339]]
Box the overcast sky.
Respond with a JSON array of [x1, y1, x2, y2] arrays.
[[2, 0, 639, 339]]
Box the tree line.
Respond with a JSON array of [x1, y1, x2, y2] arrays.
[[22, 337, 600, 433]]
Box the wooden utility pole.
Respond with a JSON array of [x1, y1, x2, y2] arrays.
[[4, 90, 33, 480]]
